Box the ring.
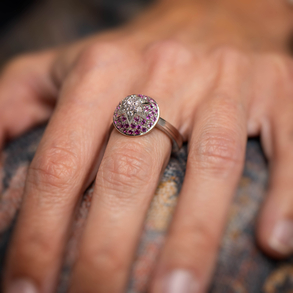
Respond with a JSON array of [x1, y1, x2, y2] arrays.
[[112, 94, 183, 152]]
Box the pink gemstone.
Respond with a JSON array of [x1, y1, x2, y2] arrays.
[[121, 116, 126, 122], [135, 129, 140, 135], [137, 125, 141, 130], [142, 127, 147, 133], [134, 116, 139, 122], [155, 109, 158, 113], [131, 123, 136, 129], [152, 116, 156, 122], [123, 129, 127, 134], [146, 115, 151, 120], [144, 107, 149, 111], [124, 123, 129, 128], [128, 130, 133, 135], [141, 119, 146, 125], [148, 123, 153, 128]]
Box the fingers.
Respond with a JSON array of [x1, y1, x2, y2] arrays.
[[68, 40, 196, 293], [63, 40, 194, 293], [0, 50, 58, 148], [68, 116, 171, 292], [257, 64, 293, 257], [4, 45, 136, 293], [151, 50, 249, 293]]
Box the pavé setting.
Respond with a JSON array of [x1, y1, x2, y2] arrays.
[[112, 94, 183, 152], [113, 94, 160, 136]]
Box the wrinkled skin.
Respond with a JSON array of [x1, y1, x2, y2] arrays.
[[2, 1, 293, 292]]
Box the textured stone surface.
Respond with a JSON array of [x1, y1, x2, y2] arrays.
[[1, 126, 293, 292]]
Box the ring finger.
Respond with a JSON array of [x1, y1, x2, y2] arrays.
[[69, 94, 173, 292]]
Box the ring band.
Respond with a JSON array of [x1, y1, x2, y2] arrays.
[[112, 94, 183, 152]]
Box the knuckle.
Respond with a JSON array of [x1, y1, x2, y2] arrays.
[[194, 132, 241, 173], [28, 146, 79, 191], [258, 53, 293, 102], [96, 142, 153, 200], [80, 246, 125, 276], [193, 222, 218, 251], [213, 45, 244, 59], [212, 93, 243, 115], [74, 41, 129, 74], [190, 100, 244, 176], [212, 45, 249, 67], [169, 221, 218, 258], [268, 54, 293, 85], [146, 39, 193, 72], [16, 233, 56, 267]]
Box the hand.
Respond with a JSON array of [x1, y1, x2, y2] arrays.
[[2, 1, 293, 292]]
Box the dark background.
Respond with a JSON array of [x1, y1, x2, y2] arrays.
[[0, 0, 151, 66]]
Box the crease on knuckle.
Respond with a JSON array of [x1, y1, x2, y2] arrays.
[[212, 93, 245, 116], [28, 146, 79, 191], [96, 143, 153, 202], [192, 131, 242, 175], [190, 102, 244, 176]]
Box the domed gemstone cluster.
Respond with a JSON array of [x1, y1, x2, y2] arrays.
[[113, 94, 160, 136]]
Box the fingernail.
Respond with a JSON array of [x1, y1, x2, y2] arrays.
[[163, 269, 199, 293], [270, 220, 293, 254], [6, 279, 38, 293]]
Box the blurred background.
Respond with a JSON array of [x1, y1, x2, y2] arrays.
[[0, 0, 152, 66]]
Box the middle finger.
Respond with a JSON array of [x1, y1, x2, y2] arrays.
[[69, 41, 203, 292]]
